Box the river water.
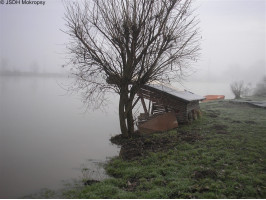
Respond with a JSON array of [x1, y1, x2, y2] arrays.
[[0, 76, 120, 198], [0, 76, 233, 198]]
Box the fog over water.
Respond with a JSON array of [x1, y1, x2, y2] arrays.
[[0, 77, 120, 198], [0, 0, 265, 198]]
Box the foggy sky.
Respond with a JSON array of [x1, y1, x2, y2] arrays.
[[0, 0, 265, 84]]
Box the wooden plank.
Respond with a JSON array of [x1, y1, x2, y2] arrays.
[[148, 100, 151, 114], [138, 88, 189, 112], [140, 97, 148, 115], [132, 97, 140, 109]]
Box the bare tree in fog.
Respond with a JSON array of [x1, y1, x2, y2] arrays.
[[64, 0, 200, 137], [254, 76, 266, 96], [230, 81, 250, 99]]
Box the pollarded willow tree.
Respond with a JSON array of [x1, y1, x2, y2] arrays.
[[230, 81, 250, 99], [64, 0, 200, 137]]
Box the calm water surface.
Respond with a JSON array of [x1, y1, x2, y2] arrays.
[[0, 76, 120, 198]]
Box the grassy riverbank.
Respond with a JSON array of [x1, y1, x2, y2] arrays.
[[62, 100, 266, 198]]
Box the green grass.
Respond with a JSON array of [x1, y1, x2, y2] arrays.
[[241, 95, 266, 101], [62, 100, 266, 198]]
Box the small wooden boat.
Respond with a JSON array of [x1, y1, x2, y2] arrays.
[[138, 111, 178, 134], [202, 95, 225, 102]]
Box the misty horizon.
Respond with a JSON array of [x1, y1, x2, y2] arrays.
[[1, 0, 265, 85]]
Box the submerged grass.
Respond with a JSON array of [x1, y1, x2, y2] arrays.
[[62, 100, 266, 199]]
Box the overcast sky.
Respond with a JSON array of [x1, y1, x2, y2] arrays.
[[0, 0, 265, 83]]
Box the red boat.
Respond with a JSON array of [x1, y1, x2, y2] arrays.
[[202, 95, 225, 102]]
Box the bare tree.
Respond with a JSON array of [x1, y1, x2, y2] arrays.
[[64, 0, 200, 137], [230, 81, 250, 99]]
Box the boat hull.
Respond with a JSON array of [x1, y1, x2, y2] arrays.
[[202, 95, 225, 102]]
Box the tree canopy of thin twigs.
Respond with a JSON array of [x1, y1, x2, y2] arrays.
[[64, 0, 200, 137], [230, 81, 250, 99]]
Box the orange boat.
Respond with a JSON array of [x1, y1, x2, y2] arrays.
[[202, 95, 225, 102]]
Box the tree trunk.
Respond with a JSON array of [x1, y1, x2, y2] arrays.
[[126, 102, 134, 136], [119, 86, 137, 138], [235, 94, 241, 99], [119, 93, 128, 137]]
